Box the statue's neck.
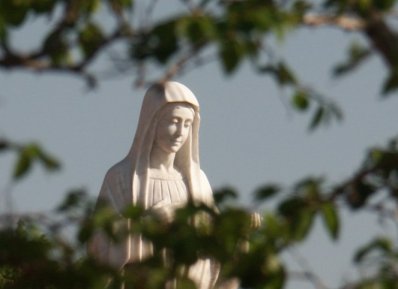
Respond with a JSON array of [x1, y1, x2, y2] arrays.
[[149, 145, 177, 175]]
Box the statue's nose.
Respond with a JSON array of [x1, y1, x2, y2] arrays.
[[175, 123, 184, 136]]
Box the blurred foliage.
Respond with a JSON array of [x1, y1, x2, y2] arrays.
[[3, 0, 398, 129], [2, 0, 398, 288], [2, 137, 398, 288], [0, 0, 395, 129]]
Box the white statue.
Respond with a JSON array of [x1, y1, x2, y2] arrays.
[[88, 81, 220, 289]]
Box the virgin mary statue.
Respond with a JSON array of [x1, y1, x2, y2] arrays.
[[88, 81, 219, 289]]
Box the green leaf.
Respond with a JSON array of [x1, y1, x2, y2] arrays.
[[77, 219, 94, 243], [0, 139, 9, 152], [0, 1, 28, 26], [78, 22, 105, 57], [43, 31, 70, 66], [150, 20, 179, 64], [214, 187, 238, 205], [263, 212, 287, 238], [320, 202, 340, 240], [219, 39, 244, 74], [123, 205, 145, 220], [276, 62, 297, 86], [31, 0, 57, 14], [37, 150, 61, 171], [132, 19, 176, 63], [13, 144, 41, 180], [175, 277, 197, 289], [107, 0, 133, 14], [254, 185, 280, 201], [309, 106, 324, 131], [248, 8, 276, 32], [56, 190, 87, 212], [80, 0, 101, 14], [346, 181, 376, 210], [259, 62, 297, 87], [178, 15, 216, 45], [278, 197, 315, 241], [333, 42, 371, 77], [262, 264, 285, 289], [374, 0, 395, 11], [278, 197, 305, 217], [13, 143, 60, 180], [0, 14, 7, 41], [294, 177, 322, 197], [294, 209, 316, 241], [13, 148, 33, 180], [292, 90, 309, 111], [382, 70, 398, 95], [354, 237, 393, 264]]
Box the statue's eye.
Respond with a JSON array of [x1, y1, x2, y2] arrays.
[[184, 120, 192, 128], [170, 118, 179, 124]]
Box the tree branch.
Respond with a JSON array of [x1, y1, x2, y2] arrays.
[[160, 42, 207, 82], [302, 12, 398, 69], [303, 14, 365, 31], [364, 16, 398, 68]]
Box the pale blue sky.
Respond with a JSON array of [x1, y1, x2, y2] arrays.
[[1, 1, 398, 288]]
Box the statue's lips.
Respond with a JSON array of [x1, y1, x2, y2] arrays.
[[170, 140, 183, 145]]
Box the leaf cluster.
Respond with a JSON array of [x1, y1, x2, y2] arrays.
[[0, 139, 60, 181], [2, 135, 398, 289]]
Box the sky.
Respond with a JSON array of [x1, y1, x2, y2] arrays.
[[1, 1, 398, 288]]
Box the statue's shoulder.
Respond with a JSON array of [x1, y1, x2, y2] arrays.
[[99, 158, 132, 212], [103, 158, 131, 185]]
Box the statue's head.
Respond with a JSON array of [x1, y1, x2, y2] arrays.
[[127, 81, 210, 205], [154, 102, 195, 155], [130, 81, 201, 173]]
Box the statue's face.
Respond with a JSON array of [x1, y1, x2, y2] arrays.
[[155, 103, 194, 154]]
